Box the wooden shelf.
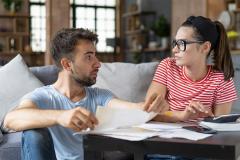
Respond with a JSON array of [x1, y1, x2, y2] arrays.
[[0, 11, 41, 66], [125, 29, 147, 35], [143, 47, 169, 52], [233, 9, 240, 12], [122, 11, 155, 17], [0, 14, 30, 18], [0, 32, 30, 36], [0, 13, 30, 56], [0, 52, 33, 55], [231, 49, 240, 54], [0, 52, 44, 66], [128, 47, 169, 53]]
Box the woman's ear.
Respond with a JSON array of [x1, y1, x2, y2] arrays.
[[60, 58, 72, 71], [201, 41, 211, 55]]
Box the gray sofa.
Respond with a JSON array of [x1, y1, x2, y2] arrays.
[[0, 62, 158, 160], [0, 59, 239, 160], [0, 65, 59, 160]]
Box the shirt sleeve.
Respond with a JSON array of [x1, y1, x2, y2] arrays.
[[93, 88, 115, 107], [21, 87, 50, 109], [215, 78, 238, 104], [152, 58, 170, 85]]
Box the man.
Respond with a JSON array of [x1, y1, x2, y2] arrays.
[[4, 28, 162, 160]]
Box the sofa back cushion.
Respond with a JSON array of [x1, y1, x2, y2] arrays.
[[93, 62, 158, 102], [0, 55, 43, 129], [30, 65, 59, 85]]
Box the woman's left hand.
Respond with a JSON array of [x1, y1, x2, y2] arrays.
[[181, 101, 214, 121]]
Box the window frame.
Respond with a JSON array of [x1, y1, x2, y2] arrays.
[[70, 1, 117, 53], [29, 0, 46, 53]]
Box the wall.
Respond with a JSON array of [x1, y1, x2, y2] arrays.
[[231, 54, 240, 113], [45, 0, 70, 65], [171, 0, 225, 37]]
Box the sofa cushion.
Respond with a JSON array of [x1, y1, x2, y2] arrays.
[[0, 55, 43, 130], [93, 62, 158, 102], [30, 65, 59, 85]]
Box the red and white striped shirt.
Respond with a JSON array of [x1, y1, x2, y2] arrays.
[[153, 58, 238, 112]]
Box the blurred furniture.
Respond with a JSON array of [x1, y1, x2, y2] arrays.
[[84, 132, 240, 160], [0, 14, 44, 66]]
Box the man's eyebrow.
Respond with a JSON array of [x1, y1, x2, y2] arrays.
[[84, 51, 94, 55]]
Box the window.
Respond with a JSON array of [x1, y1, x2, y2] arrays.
[[29, 0, 46, 52], [70, 0, 116, 52]]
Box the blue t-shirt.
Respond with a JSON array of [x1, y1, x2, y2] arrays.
[[22, 85, 114, 160]]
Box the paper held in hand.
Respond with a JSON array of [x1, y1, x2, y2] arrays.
[[75, 106, 157, 134]]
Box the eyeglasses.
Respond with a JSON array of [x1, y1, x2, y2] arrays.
[[172, 39, 204, 52]]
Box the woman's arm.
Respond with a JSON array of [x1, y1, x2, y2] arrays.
[[213, 102, 233, 116], [153, 101, 214, 122], [144, 81, 169, 112]]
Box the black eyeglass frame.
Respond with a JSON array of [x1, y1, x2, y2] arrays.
[[172, 39, 205, 52]]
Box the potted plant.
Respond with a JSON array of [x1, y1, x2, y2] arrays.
[[152, 15, 170, 48], [2, 0, 23, 13]]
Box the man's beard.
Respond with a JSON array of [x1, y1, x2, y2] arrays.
[[73, 75, 96, 87], [71, 69, 96, 87]]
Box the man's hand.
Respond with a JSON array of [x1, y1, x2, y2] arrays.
[[143, 93, 169, 113], [56, 107, 98, 132], [180, 101, 214, 121]]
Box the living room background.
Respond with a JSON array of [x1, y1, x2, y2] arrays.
[[0, 0, 240, 65]]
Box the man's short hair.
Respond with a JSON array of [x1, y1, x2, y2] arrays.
[[50, 28, 98, 69]]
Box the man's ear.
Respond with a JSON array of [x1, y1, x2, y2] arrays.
[[60, 58, 72, 71]]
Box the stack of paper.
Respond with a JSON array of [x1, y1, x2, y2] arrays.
[[74, 106, 212, 141], [136, 122, 212, 141], [98, 127, 159, 141]]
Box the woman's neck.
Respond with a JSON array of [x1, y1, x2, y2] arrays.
[[184, 62, 209, 82]]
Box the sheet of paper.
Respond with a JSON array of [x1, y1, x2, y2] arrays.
[[157, 128, 212, 141], [135, 121, 188, 131], [74, 106, 157, 135], [93, 106, 156, 132], [199, 121, 240, 131], [100, 127, 159, 141]]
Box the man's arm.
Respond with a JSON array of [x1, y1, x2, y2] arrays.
[[4, 100, 98, 132], [107, 98, 144, 110], [106, 82, 168, 113]]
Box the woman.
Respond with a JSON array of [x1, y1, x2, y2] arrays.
[[145, 16, 238, 123], [144, 15, 238, 160]]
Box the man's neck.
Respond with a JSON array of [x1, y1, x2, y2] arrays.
[[53, 72, 86, 102]]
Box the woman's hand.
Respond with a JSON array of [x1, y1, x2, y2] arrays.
[[180, 101, 214, 121], [143, 93, 169, 113]]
